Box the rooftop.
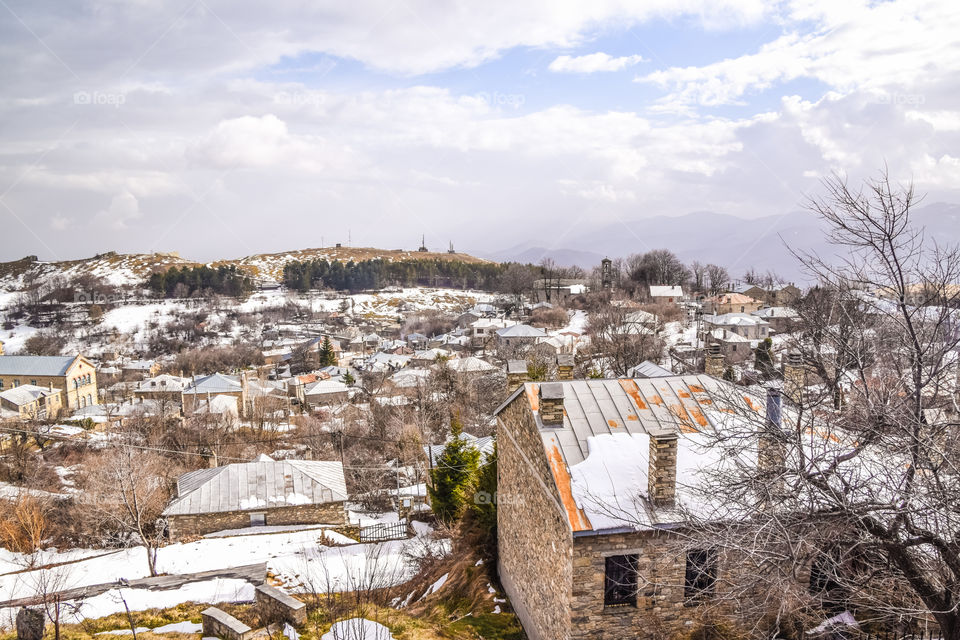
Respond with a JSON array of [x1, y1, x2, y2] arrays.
[[0, 355, 80, 377]]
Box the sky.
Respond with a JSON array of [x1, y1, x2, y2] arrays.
[[1, 0, 959, 262]]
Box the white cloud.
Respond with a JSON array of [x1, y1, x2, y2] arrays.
[[95, 192, 141, 230], [549, 53, 644, 73]]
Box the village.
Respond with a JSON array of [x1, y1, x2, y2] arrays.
[[1, 177, 958, 640]]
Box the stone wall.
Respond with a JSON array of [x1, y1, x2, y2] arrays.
[[569, 529, 797, 640], [201, 607, 252, 640], [497, 396, 573, 640], [167, 501, 345, 539], [255, 584, 306, 625]]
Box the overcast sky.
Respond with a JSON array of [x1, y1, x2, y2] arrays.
[[1, 0, 958, 262]]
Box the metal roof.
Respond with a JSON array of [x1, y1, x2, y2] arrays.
[[627, 360, 674, 378], [495, 376, 754, 534], [0, 356, 78, 377], [495, 324, 547, 338], [163, 458, 347, 516], [183, 373, 242, 395]]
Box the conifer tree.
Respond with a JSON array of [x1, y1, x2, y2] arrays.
[[318, 336, 337, 367], [428, 415, 480, 523]]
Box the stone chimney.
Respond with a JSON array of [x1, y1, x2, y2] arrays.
[[648, 430, 679, 507], [783, 352, 805, 403], [539, 382, 565, 426], [556, 354, 575, 381], [705, 343, 725, 378], [759, 384, 786, 488], [506, 360, 528, 392]]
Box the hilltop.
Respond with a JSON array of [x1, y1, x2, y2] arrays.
[[0, 246, 493, 291]]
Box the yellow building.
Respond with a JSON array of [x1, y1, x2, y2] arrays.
[[0, 355, 99, 410], [0, 384, 64, 420]]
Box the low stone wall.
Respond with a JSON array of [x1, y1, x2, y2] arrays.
[[167, 502, 346, 538], [255, 584, 306, 625], [201, 607, 252, 640]]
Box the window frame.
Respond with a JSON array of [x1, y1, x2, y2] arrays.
[[603, 554, 639, 608], [684, 548, 719, 602]]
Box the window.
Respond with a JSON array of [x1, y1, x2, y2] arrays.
[[685, 549, 719, 600], [30, 380, 37, 386], [13, 379, 19, 387], [604, 554, 638, 607], [87, 394, 93, 406], [250, 513, 266, 527], [0, 380, 4, 390]]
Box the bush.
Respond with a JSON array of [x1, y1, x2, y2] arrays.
[[529, 307, 568, 329]]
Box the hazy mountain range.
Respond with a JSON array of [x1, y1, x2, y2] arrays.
[[480, 202, 960, 283]]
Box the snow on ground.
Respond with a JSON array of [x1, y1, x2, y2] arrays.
[[322, 618, 394, 640], [65, 578, 254, 623], [347, 510, 401, 527], [662, 320, 700, 348], [95, 621, 203, 635], [419, 573, 448, 600], [0, 525, 447, 626]]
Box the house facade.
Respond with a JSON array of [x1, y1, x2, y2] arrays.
[[163, 456, 348, 538], [0, 355, 98, 410], [0, 384, 64, 420], [701, 293, 763, 315], [495, 377, 794, 640]]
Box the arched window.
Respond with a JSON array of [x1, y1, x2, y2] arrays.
[[87, 394, 93, 405], [80, 396, 86, 408]]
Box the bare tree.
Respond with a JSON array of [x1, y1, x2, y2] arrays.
[[705, 263, 729, 295], [676, 171, 960, 638], [585, 304, 664, 376]]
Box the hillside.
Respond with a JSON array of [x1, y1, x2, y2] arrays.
[[0, 247, 493, 292]]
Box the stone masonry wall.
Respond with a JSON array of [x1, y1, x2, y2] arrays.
[[570, 529, 797, 640], [497, 396, 574, 640], [168, 501, 345, 539]]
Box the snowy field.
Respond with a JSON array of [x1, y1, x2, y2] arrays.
[[0, 522, 446, 628]]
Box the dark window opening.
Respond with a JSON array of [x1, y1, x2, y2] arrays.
[[685, 549, 718, 600], [604, 554, 638, 608], [250, 513, 266, 527]]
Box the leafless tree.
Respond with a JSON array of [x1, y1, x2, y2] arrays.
[[705, 263, 729, 295], [671, 171, 960, 638], [585, 304, 664, 376]]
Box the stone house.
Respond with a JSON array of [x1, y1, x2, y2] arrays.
[[495, 323, 547, 350], [649, 285, 684, 304], [0, 384, 64, 420], [750, 306, 801, 334], [701, 293, 763, 315], [163, 455, 348, 538], [703, 313, 770, 340], [0, 355, 98, 410], [494, 376, 790, 640]]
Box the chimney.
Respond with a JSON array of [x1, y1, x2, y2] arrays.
[[648, 430, 679, 507], [539, 382, 565, 426], [783, 352, 805, 404], [506, 360, 528, 393], [705, 343, 725, 378], [556, 354, 575, 381], [759, 384, 786, 488]]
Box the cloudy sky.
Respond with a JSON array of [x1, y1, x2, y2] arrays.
[[1, 0, 958, 262]]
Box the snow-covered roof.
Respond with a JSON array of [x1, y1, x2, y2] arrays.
[[194, 394, 239, 416], [183, 373, 242, 395], [495, 375, 747, 533], [304, 379, 350, 396], [389, 368, 432, 388], [163, 457, 347, 516], [627, 361, 674, 378], [495, 324, 547, 338], [446, 356, 497, 373], [650, 285, 683, 298], [137, 374, 190, 392], [704, 312, 769, 327], [750, 306, 799, 319], [0, 384, 60, 407]]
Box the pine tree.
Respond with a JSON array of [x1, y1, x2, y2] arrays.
[[428, 415, 481, 523], [469, 442, 498, 538], [318, 336, 337, 367], [754, 337, 774, 379]]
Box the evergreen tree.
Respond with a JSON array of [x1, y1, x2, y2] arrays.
[[428, 416, 480, 523], [469, 442, 498, 541], [318, 336, 337, 367], [342, 371, 355, 385], [754, 337, 774, 378]]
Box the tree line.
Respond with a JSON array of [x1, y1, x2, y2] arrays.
[[146, 265, 254, 298], [282, 257, 508, 292]]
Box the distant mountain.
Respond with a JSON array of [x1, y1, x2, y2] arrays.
[[483, 203, 960, 282]]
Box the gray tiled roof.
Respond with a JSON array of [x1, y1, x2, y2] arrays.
[[0, 356, 77, 377], [182, 373, 242, 395], [163, 458, 347, 516]]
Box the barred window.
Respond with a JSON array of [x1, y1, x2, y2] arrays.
[[604, 554, 638, 607]]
